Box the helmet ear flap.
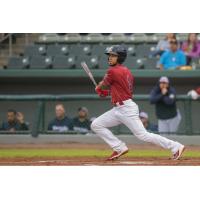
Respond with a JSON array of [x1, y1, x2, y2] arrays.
[[117, 54, 127, 64]]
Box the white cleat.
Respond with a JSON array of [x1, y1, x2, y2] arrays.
[[172, 145, 185, 160]]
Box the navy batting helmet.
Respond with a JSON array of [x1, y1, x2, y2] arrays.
[[105, 45, 127, 64]]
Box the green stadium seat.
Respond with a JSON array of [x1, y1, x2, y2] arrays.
[[7, 56, 29, 69], [38, 33, 60, 43], [76, 55, 99, 69], [63, 33, 81, 43], [53, 55, 76, 69], [92, 44, 110, 55], [30, 56, 52, 69], [127, 45, 136, 56], [124, 57, 145, 69], [135, 44, 153, 57], [81, 33, 104, 43], [144, 58, 158, 69], [191, 57, 200, 69], [176, 33, 188, 42], [124, 33, 147, 43], [155, 33, 166, 40], [69, 45, 82, 55], [46, 44, 69, 56], [103, 33, 125, 43], [24, 45, 46, 56], [79, 44, 92, 56], [99, 55, 109, 68]]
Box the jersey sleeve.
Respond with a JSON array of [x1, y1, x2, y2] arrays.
[[102, 68, 114, 86]]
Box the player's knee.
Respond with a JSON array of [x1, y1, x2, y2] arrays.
[[91, 119, 99, 131]]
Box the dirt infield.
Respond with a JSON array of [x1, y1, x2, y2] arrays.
[[0, 143, 200, 166]]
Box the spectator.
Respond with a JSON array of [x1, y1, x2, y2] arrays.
[[139, 111, 158, 132], [159, 39, 186, 70], [73, 107, 91, 134], [187, 87, 200, 100], [150, 76, 181, 134], [181, 33, 200, 65], [1, 109, 29, 132], [153, 33, 176, 57], [48, 104, 73, 132]]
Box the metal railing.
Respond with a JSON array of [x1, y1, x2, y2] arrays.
[[0, 33, 30, 57], [0, 94, 196, 137]]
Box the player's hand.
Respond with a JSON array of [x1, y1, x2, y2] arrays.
[[161, 88, 168, 95], [95, 86, 109, 97], [16, 112, 25, 124]]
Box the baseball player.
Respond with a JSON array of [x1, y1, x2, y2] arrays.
[[91, 45, 185, 161]]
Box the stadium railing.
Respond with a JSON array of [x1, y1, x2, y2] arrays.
[[0, 94, 195, 137]]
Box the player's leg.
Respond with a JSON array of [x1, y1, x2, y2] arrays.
[[116, 101, 184, 156], [158, 119, 170, 134], [91, 108, 127, 152]]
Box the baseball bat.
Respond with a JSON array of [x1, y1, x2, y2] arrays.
[[81, 62, 97, 87]]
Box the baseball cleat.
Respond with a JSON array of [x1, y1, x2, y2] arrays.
[[172, 145, 185, 160], [106, 148, 129, 161]]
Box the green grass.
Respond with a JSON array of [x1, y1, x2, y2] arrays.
[[0, 149, 200, 158]]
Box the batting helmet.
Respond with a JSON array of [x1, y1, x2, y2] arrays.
[[105, 45, 127, 64]]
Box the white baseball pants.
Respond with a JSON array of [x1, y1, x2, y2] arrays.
[[91, 99, 182, 154]]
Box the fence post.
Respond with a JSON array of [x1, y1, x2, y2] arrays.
[[8, 34, 13, 57], [41, 101, 45, 133], [184, 99, 192, 135], [32, 101, 44, 137]]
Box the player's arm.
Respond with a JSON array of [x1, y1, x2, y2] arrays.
[[95, 70, 112, 97], [162, 88, 176, 105], [150, 87, 163, 104]]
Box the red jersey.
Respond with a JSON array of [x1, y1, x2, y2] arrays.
[[102, 64, 134, 104]]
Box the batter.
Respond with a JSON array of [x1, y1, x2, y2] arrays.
[[91, 45, 185, 161]]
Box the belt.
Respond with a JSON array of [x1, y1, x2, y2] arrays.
[[114, 101, 124, 106], [114, 99, 132, 106]]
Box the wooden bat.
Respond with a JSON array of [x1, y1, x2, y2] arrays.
[[81, 61, 97, 87]]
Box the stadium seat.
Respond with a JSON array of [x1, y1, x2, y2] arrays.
[[38, 33, 60, 43], [191, 58, 200, 69], [126, 45, 136, 56], [155, 33, 166, 40], [124, 57, 145, 69], [30, 56, 52, 69], [79, 44, 92, 56], [144, 58, 158, 69], [92, 44, 110, 55], [124, 33, 147, 43], [53, 55, 76, 69], [81, 33, 104, 43], [176, 33, 188, 42], [99, 55, 109, 68], [135, 44, 153, 57], [103, 33, 125, 43], [7, 56, 29, 69], [46, 44, 69, 56], [69, 44, 82, 55], [76, 55, 99, 69], [63, 33, 81, 43], [24, 45, 46, 56]]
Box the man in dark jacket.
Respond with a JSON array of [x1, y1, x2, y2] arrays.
[[150, 76, 181, 133], [48, 104, 73, 132], [1, 109, 29, 132], [72, 107, 91, 134]]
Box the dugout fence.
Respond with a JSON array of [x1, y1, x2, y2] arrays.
[[0, 94, 197, 137]]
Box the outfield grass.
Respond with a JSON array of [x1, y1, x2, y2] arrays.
[[0, 149, 200, 158]]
